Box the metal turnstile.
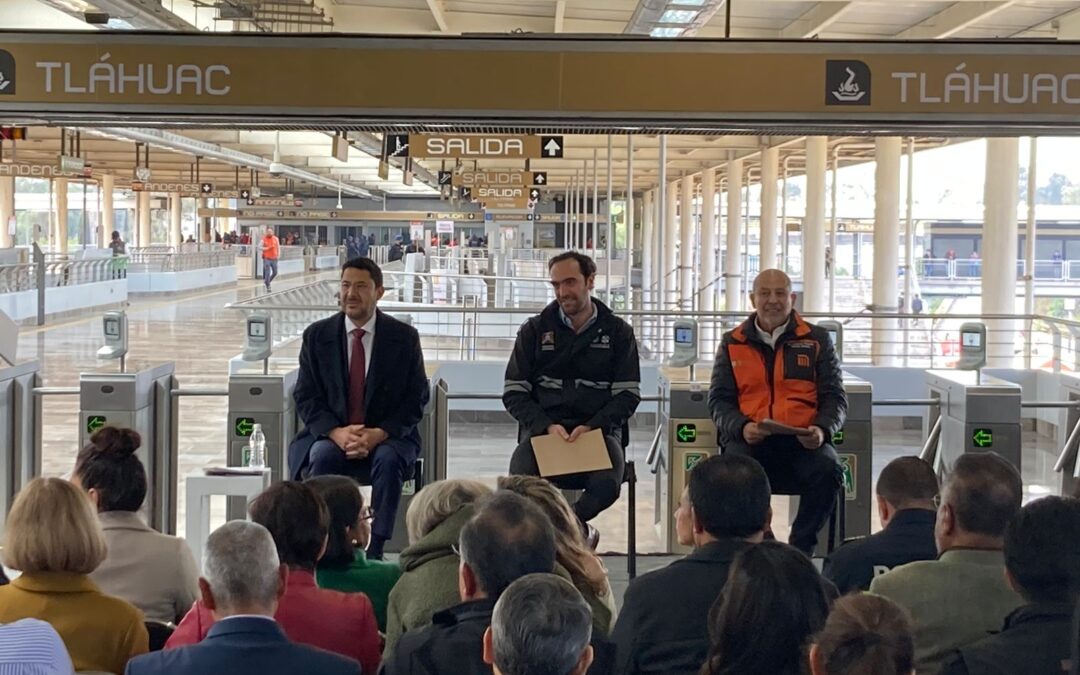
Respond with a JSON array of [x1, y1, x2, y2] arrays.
[[79, 363, 177, 533], [1055, 373, 1080, 497], [925, 370, 1022, 474], [655, 367, 718, 554], [0, 360, 40, 533], [225, 369, 299, 519]]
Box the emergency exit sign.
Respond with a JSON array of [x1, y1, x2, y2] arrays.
[[972, 428, 994, 448], [676, 423, 697, 443]]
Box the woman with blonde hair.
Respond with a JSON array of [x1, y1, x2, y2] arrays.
[[383, 478, 492, 657], [0, 477, 149, 674], [497, 475, 617, 634]]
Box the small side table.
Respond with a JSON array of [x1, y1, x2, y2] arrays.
[[185, 469, 272, 572]]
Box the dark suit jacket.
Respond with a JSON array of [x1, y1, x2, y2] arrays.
[[289, 309, 429, 479], [939, 603, 1077, 675], [823, 509, 938, 593], [125, 617, 361, 675], [611, 539, 752, 675]]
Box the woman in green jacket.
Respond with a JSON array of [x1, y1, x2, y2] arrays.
[[306, 475, 402, 632], [381, 478, 492, 657]]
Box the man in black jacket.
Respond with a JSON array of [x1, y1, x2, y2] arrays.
[[288, 258, 429, 559], [504, 252, 640, 543], [940, 496, 1080, 675], [824, 456, 939, 592], [611, 454, 771, 675], [709, 269, 847, 555], [380, 491, 557, 675]]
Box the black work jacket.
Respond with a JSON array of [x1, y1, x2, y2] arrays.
[[503, 299, 641, 443], [823, 509, 938, 593]]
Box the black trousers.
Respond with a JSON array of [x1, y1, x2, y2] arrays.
[[726, 436, 842, 554], [509, 433, 625, 523]]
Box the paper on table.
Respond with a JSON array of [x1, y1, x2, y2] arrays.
[[760, 418, 816, 437], [530, 428, 613, 477]]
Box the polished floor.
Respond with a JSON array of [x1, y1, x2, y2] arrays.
[[25, 275, 1065, 552]]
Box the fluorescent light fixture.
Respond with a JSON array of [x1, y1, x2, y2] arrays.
[[650, 26, 684, 37], [105, 17, 134, 29], [660, 9, 698, 22], [670, 0, 707, 5]]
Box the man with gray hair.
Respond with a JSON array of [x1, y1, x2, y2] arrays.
[[125, 521, 360, 675], [483, 574, 594, 675]]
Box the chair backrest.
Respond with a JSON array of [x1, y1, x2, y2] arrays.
[[145, 620, 175, 652]]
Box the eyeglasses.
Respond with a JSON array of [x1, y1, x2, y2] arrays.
[[361, 506, 375, 522]]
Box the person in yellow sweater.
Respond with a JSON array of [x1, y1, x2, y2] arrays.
[[0, 477, 149, 674]]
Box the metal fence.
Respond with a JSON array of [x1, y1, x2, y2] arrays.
[[0, 257, 120, 294], [127, 249, 238, 273], [918, 258, 1080, 281]]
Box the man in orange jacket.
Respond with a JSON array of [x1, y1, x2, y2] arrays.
[[708, 269, 847, 555], [261, 226, 281, 292]]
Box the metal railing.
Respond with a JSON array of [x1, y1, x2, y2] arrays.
[[127, 250, 238, 273], [917, 258, 1080, 282], [0, 257, 121, 293]]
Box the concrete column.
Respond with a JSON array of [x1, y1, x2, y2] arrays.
[[199, 198, 211, 242], [679, 176, 694, 308], [137, 191, 151, 247], [982, 137, 1021, 366], [725, 159, 744, 311], [803, 136, 829, 312], [664, 181, 678, 309], [872, 137, 902, 365], [100, 174, 114, 248], [55, 178, 69, 254], [760, 147, 779, 270], [169, 193, 183, 246], [700, 169, 718, 353], [0, 176, 13, 248]]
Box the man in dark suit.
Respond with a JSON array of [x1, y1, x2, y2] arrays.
[[611, 454, 771, 675], [125, 521, 360, 675], [288, 257, 429, 559], [824, 456, 939, 593]]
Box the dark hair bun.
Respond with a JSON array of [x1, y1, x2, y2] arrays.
[[90, 426, 141, 458]]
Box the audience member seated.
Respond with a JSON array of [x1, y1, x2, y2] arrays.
[[307, 475, 402, 632], [870, 453, 1023, 674], [381, 491, 558, 675], [0, 618, 76, 675], [497, 476, 617, 635], [483, 574, 595, 675], [73, 427, 200, 624], [700, 540, 831, 675], [126, 521, 361, 675], [809, 593, 915, 675], [611, 455, 772, 675], [0, 477, 149, 674], [824, 456, 939, 593], [940, 495, 1080, 675], [384, 479, 492, 656], [167, 482, 381, 675]]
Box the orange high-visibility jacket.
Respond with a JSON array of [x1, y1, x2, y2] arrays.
[[708, 312, 847, 450]]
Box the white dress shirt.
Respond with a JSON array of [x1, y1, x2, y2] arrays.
[[344, 313, 376, 376]]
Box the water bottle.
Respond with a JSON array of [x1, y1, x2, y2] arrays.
[[247, 424, 266, 469]]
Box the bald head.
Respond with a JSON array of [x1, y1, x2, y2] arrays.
[[750, 269, 795, 331]]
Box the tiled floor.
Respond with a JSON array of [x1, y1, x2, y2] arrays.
[[23, 276, 1065, 550]]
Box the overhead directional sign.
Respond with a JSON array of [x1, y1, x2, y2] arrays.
[[459, 187, 472, 201], [529, 187, 541, 201], [972, 428, 994, 448], [540, 135, 564, 158], [452, 170, 539, 188], [437, 170, 452, 186], [407, 134, 564, 159], [532, 171, 548, 186], [386, 133, 410, 159], [200, 183, 214, 194]]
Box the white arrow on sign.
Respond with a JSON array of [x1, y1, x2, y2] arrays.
[[534, 173, 546, 184], [543, 139, 561, 157]]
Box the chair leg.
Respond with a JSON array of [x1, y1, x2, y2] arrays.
[[626, 460, 637, 580]]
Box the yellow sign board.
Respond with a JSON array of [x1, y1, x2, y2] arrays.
[[1, 35, 1080, 127], [405, 135, 562, 159]]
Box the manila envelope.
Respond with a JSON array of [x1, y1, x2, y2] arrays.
[[531, 428, 613, 477]]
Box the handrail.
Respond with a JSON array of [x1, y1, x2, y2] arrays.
[[1054, 414, 1080, 473], [873, 399, 940, 407], [919, 416, 942, 464]]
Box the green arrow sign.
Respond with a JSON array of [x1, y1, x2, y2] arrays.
[[676, 423, 697, 443], [235, 417, 256, 437], [86, 415, 106, 435], [684, 451, 708, 473], [839, 453, 857, 501], [972, 428, 994, 448], [832, 429, 845, 445]]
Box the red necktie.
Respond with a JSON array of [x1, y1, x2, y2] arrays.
[[348, 328, 366, 425]]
